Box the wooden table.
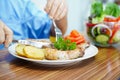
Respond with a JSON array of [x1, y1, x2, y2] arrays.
[[0, 46, 120, 80]]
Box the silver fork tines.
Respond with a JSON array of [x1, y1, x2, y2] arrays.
[[52, 20, 62, 41]]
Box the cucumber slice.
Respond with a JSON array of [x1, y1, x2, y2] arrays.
[[95, 34, 109, 44], [97, 27, 101, 35]]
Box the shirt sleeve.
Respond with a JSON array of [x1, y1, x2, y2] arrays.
[[23, 0, 52, 39]]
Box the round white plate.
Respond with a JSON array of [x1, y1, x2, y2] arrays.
[[8, 43, 98, 66]]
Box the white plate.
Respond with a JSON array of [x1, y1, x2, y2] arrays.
[[8, 43, 98, 66]]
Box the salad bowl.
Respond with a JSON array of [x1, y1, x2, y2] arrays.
[[86, 1, 120, 47]]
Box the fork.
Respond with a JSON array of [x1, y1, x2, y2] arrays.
[[52, 20, 62, 41], [12, 21, 61, 47]]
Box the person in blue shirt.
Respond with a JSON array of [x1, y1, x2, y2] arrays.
[[0, 0, 68, 48]]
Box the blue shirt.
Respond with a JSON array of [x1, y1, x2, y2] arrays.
[[0, 0, 52, 49]]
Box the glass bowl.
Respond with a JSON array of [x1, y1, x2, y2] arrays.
[[86, 22, 120, 47]]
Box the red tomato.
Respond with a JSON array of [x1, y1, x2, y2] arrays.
[[70, 30, 80, 37], [104, 17, 117, 22], [109, 23, 120, 43], [64, 30, 86, 45], [86, 22, 96, 27], [76, 38, 85, 44], [116, 16, 120, 22]]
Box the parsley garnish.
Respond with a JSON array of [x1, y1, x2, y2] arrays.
[[54, 37, 76, 50]]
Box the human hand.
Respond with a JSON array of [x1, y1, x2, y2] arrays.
[[0, 20, 13, 47], [45, 0, 67, 20]]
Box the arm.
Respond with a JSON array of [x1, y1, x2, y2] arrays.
[[45, 0, 68, 36]]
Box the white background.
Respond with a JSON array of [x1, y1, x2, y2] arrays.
[[31, 0, 92, 35]]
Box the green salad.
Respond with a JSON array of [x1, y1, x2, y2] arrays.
[[86, 1, 120, 47]]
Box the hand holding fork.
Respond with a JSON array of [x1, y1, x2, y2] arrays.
[[44, 0, 68, 40]]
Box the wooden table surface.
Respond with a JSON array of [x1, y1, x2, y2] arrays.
[[0, 46, 120, 80]]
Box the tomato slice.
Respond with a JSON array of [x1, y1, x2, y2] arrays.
[[104, 16, 117, 22], [64, 30, 86, 45], [70, 30, 80, 37], [109, 23, 120, 43], [76, 38, 85, 44], [116, 16, 120, 22], [65, 35, 85, 44]]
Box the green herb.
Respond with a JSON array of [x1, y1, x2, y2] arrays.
[[90, 1, 120, 23], [104, 3, 120, 17], [54, 37, 76, 50], [91, 1, 103, 17]]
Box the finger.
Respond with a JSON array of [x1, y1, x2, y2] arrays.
[[0, 28, 5, 44], [0, 21, 5, 44], [56, 5, 67, 20], [3, 26, 13, 47], [55, 4, 67, 20], [48, 0, 61, 19], [45, 0, 54, 14], [54, 2, 65, 20], [54, 0, 67, 20]]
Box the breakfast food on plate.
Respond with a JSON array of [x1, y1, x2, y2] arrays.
[[23, 46, 45, 59], [86, 1, 120, 47], [15, 30, 90, 60], [44, 30, 90, 60], [15, 44, 45, 59], [15, 44, 26, 57], [64, 30, 86, 45], [45, 43, 89, 60], [45, 48, 81, 60]]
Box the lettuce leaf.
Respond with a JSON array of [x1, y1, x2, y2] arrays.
[[91, 1, 103, 17], [104, 3, 120, 17]]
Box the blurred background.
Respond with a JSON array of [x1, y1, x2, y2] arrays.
[[31, 0, 92, 35], [31, 0, 120, 35]]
